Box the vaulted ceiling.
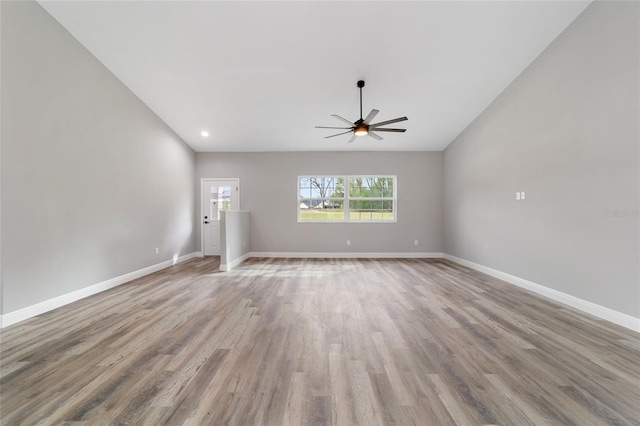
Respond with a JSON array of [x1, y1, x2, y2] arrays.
[[39, 1, 590, 152]]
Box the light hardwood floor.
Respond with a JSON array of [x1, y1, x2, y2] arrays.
[[1, 257, 639, 425]]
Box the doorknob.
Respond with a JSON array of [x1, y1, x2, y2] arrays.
[[203, 221, 210, 224]]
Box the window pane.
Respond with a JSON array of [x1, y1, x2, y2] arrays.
[[324, 200, 344, 220], [381, 200, 394, 220], [305, 177, 339, 198], [299, 199, 345, 221], [349, 200, 394, 221], [349, 200, 369, 220], [299, 178, 310, 198], [219, 186, 231, 211], [368, 178, 382, 197], [382, 178, 394, 197], [348, 177, 394, 198], [334, 178, 345, 198], [348, 178, 364, 197], [299, 199, 308, 221]]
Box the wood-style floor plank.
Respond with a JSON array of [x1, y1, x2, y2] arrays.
[[1, 257, 639, 425]]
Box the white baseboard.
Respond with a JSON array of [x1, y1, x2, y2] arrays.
[[220, 252, 251, 272], [443, 254, 640, 333], [249, 252, 444, 259], [0, 252, 199, 328]]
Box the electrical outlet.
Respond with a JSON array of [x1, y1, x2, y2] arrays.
[[414, 240, 419, 246], [521, 191, 526, 200], [347, 240, 351, 246], [155, 247, 159, 255], [516, 192, 521, 200]]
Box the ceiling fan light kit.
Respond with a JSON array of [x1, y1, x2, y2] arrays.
[[354, 125, 368, 136], [316, 80, 408, 143]]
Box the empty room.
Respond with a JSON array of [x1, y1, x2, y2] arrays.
[[1, 0, 638, 424]]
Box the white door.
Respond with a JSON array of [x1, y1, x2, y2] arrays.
[[202, 179, 239, 256]]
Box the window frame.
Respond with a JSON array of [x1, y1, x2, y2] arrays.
[[297, 175, 397, 223]]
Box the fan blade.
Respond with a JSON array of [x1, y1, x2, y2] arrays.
[[368, 131, 383, 141], [370, 116, 408, 128], [315, 126, 353, 129], [324, 130, 353, 139], [363, 109, 379, 125], [369, 128, 406, 132], [347, 134, 357, 143], [332, 114, 355, 126]]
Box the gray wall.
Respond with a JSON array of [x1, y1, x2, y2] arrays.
[[1, 1, 196, 314], [443, 1, 639, 317], [220, 211, 251, 270], [196, 152, 443, 254]]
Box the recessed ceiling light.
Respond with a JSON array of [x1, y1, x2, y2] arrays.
[[201, 131, 209, 137]]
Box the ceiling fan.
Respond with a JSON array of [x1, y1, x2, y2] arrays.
[[316, 80, 408, 143]]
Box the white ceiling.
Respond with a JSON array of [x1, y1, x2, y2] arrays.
[[39, 1, 590, 152]]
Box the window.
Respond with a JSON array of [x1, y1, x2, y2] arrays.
[[298, 176, 396, 222], [208, 185, 232, 220]]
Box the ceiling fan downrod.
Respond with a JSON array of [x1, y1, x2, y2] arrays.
[[357, 80, 365, 120]]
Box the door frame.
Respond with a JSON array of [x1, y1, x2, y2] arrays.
[[200, 178, 240, 257]]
